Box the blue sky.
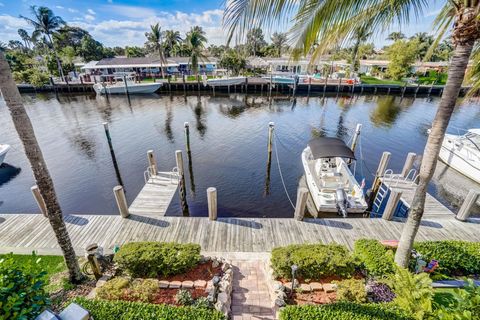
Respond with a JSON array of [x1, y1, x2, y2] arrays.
[[0, 0, 447, 48]]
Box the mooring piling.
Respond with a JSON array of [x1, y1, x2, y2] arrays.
[[350, 123, 362, 152], [372, 151, 391, 193], [401, 152, 417, 177], [103, 122, 123, 186], [113, 185, 129, 218], [382, 189, 403, 220], [184, 122, 195, 194], [207, 187, 217, 220], [31, 185, 47, 217], [147, 150, 158, 176], [123, 75, 131, 105], [184, 122, 191, 153], [175, 150, 189, 215], [294, 187, 309, 221], [456, 189, 480, 222]]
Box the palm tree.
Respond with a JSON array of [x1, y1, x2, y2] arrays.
[[387, 31, 406, 42], [164, 30, 182, 57], [271, 32, 288, 57], [145, 23, 166, 78], [224, 0, 480, 267], [18, 29, 32, 50], [21, 6, 66, 81], [0, 51, 83, 283], [350, 22, 373, 76], [185, 26, 207, 75]]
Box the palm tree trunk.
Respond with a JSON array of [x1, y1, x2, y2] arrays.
[[47, 34, 65, 82], [394, 41, 474, 267], [350, 40, 360, 77], [0, 51, 83, 283]]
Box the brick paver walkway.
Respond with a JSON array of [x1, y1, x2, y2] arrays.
[[231, 259, 275, 320]]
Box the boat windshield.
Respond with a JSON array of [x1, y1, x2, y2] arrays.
[[465, 132, 480, 151]]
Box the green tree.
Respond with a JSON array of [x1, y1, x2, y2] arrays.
[[386, 39, 418, 80], [387, 31, 406, 42], [145, 23, 166, 77], [224, 0, 480, 268], [410, 32, 434, 61], [271, 32, 287, 57], [53, 26, 89, 53], [21, 6, 66, 80], [246, 27, 267, 56], [125, 46, 145, 58], [185, 26, 207, 75], [78, 36, 105, 62], [164, 30, 182, 57], [18, 29, 32, 50], [207, 44, 226, 58], [350, 22, 373, 75], [220, 49, 246, 75]]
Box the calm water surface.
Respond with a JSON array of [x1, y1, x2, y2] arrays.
[[1, 92, 479, 217]]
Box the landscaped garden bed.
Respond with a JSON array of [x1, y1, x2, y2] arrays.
[[266, 240, 480, 320]]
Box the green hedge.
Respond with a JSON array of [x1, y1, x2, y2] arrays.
[[414, 241, 480, 276], [354, 239, 395, 276], [114, 242, 201, 277], [270, 243, 356, 280], [279, 302, 414, 320], [73, 298, 225, 320]]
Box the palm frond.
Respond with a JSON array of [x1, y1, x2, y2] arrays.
[[424, 3, 454, 62]]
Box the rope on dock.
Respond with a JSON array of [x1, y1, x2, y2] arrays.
[[273, 131, 296, 210]]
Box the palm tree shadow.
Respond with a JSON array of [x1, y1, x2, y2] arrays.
[[419, 220, 443, 229], [0, 217, 5, 224], [218, 218, 263, 229], [64, 215, 89, 226], [303, 218, 354, 230], [129, 214, 170, 228]]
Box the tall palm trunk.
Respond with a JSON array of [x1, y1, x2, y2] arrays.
[[394, 41, 474, 267], [0, 51, 83, 282], [159, 48, 165, 78], [47, 34, 65, 82], [350, 40, 361, 77]]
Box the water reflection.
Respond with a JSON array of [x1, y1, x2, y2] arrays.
[[0, 164, 21, 187], [370, 96, 402, 127], [192, 97, 207, 137]]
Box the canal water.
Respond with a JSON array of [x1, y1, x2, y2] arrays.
[[1, 92, 479, 217]]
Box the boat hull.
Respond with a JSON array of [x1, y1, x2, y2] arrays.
[[0, 145, 10, 165], [301, 147, 367, 214], [206, 77, 246, 86], [439, 134, 480, 184], [93, 83, 162, 94]]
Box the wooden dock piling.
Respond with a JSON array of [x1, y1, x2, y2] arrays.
[[123, 75, 131, 105], [31, 185, 47, 217], [401, 152, 417, 177], [371, 152, 391, 198], [147, 150, 158, 176], [351, 123, 362, 152], [207, 187, 217, 220], [113, 185, 129, 218], [294, 187, 308, 221], [103, 122, 123, 186], [382, 189, 403, 220], [456, 189, 480, 221], [184, 122, 191, 153], [176, 150, 189, 215]]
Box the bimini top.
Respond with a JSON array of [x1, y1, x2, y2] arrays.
[[308, 137, 355, 159]]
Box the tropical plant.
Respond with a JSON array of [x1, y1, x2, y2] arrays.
[[164, 30, 182, 57], [354, 239, 395, 276], [350, 22, 373, 75], [18, 28, 32, 50], [387, 32, 406, 42], [0, 51, 83, 283], [246, 27, 267, 56], [366, 281, 396, 303], [0, 253, 50, 319], [145, 23, 166, 77], [335, 278, 367, 303], [125, 46, 145, 58], [271, 32, 288, 57], [223, 0, 480, 269], [432, 280, 480, 320], [386, 39, 419, 80], [219, 49, 246, 75], [176, 289, 194, 306], [185, 26, 207, 75], [21, 6, 66, 80]]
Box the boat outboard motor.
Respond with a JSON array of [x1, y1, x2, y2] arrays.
[[335, 188, 348, 218]]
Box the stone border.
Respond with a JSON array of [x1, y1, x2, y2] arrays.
[[89, 255, 234, 318]]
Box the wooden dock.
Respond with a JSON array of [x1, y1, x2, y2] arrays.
[[128, 172, 179, 217], [0, 213, 478, 256]]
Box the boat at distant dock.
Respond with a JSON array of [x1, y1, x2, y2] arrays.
[[0, 144, 10, 165], [301, 137, 368, 217], [206, 76, 247, 86], [93, 74, 162, 94]]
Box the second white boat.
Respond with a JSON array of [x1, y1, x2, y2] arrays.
[[301, 137, 367, 217], [0, 144, 10, 165], [206, 76, 246, 86], [93, 74, 162, 94]]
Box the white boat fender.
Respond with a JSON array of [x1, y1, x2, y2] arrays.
[[335, 188, 348, 218]]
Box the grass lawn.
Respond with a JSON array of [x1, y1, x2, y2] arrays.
[[0, 253, 67, 292], [360, 75, 406, 85]]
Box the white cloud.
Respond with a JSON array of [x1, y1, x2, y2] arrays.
[[0, 15, 30, 43], [56, 5, 64, 9], [0, 2, 5, 6], [84, 14, 95, 22], [104, 5, 156, 19], [87, 9, 96, 15], [68, 8, 78, 13], [424, 9, 441, 18], [107, 0, 113, 3]]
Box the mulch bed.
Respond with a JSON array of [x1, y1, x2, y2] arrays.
[[158, 261, 222, 282], [151, 288, 207, 305], [49, 278, 97, 313], [287, 290, 337, 305]]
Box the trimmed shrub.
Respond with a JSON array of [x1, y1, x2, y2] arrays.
[[354, 239, 395, 276], [73, 297, 226, 320], [0, 253, 50, 320], [97, 277, 159, 303], [114, 242, 201, 277], [96, 277, 130, 301], [279, 302, 414, 320], [176, 289, 194, 306], [270, 243, 356, 280], [335, 278, 367, 303], [414, 241, 480, 276]]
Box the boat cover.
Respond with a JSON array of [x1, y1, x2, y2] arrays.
[[308, 137, 355, 159]]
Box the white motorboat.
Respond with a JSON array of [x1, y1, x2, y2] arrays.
[[301, 137, 368, 216], [206, 76, 246, 87], [262, 75, 296, 85], [93, 74, 162, 94], [0, 144, 10, 165], [438, 129, 480, 184]]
